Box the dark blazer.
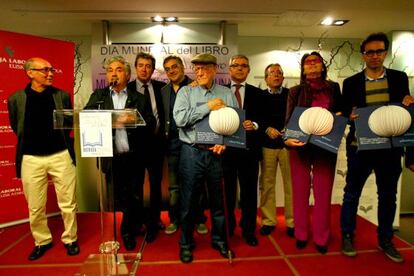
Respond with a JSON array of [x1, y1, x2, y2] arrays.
[[127, 79, 166, 138], [226, 83, 264, 159], [342, 68, 413, 161], [84, 85, 154, 173], [8, 86, 75, 178], [161, 75, 191, 139]]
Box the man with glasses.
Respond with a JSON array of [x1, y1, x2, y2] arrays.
[[340, 32, 414, 262], [161, 55, 208, 236], [222, 55, 263, 246], [258, 64, 294, 238], [173, 53, 238, 263], [127, 52, 166, 242], [8, 57, 79, 260]]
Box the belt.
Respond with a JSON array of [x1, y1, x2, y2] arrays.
[[184, 143, 211, 151]]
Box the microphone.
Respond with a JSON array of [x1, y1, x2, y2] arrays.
[[109, 78, 119, 87]]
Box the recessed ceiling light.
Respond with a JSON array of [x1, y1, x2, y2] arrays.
[[152, 15, 164, 22], [321, 17, 333, 26], [320, 18, 349, 26], [165, 16, 178, 22]]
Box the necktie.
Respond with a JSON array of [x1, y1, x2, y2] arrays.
[[143, 84, 150, 98], [234, 84, 242, 108]]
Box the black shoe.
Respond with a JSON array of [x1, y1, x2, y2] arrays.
[[28, 242, 53, 261], [342, 234, 357, 257], [64, 241, 80, 256], [243, 234, 258, 246], [259, 225, 275, 236], [145, 228, 159, 243], [179, 247, 193, 263], [316, 244, 328, 254], [212, 243, 235, 259], [379, 240, 403, 263], [286, 227, 295, 238], [122, 235, 136, 250], [296, 239, 308, 249]]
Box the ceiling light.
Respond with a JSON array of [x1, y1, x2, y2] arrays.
[[165, 16, 178, 22], [152, 15, 164, 22], [320, 18, 349, 26], [151, 16, 178, 23]]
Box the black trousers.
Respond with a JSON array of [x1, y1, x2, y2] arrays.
[[222, 147, 259, 236]]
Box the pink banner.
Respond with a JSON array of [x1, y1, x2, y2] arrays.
[[0, 30, 75, 226]]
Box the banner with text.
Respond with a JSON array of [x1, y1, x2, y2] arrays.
[[0, 30, 75, 226], [91, 44, 235, 90]]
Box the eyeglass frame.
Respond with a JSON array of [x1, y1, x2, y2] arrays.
[[30, 67, 56, 74], [363, 49, 387, 57], [229, 63, 249, 69]]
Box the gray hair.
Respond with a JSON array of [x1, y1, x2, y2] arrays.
[[229, 54, 249, 66], [104, 56, 131, 76]]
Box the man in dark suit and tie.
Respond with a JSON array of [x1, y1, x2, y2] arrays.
[[127, 52, 166, 242], [84, 56, 154, 250], [222, 54, 264, 246]]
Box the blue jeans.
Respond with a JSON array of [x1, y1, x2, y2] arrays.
[[340, 145, 402, 242], [179, 144, 226, 248]]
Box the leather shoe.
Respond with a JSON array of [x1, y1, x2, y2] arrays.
[[296, 239, 308, 249], [179, 248, 193, 263], [65, 241, 80, 256], [243, 234, 258, 246], [28, 242, 53, 261], [316, 244, 328, 254], [212, 243, 235, 259], [122, 235, 136, 250], [260, 225, 275, 236]]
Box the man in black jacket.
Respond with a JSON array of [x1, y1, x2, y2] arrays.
[[340, 32, 414, 263], [222, 55, 264, 246], [127, 52, 167, 242], [8, 57, 79, 260], [84, 56, 154, 250]]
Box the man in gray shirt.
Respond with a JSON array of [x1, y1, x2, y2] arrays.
[[173, 53, 237, 263]]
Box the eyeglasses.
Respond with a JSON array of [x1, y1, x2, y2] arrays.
[[164, 63, 179, 73], [30, 67, 56, 74], [304, 58, 322, 65], [229, 63, 249, 69], [363, 49, 386, 57]]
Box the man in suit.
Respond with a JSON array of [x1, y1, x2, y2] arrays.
[[127, 52, 166, 242], [84, 56, 154, 250], [8, 57, 79, 260], [340, 32, 414, 263], [259, 64, 294, 238], [161, 55, 208, 235], [222, 54, 263, 246]]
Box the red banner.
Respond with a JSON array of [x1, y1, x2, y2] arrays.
[[0, 30, 75, 226]]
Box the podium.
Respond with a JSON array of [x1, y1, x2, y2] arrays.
[[54, 109, 146, 275]]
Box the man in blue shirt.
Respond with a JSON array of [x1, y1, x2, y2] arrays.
[[173, 53, 237, 263]]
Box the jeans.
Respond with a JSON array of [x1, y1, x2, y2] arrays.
[[340, 145, 402, 242], [179, 144, 226, 248]]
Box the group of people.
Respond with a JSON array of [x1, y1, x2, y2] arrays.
[[7, 32, 414, 264]]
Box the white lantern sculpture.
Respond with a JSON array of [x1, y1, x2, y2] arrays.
[[209, 107, 240, 136], [368, 105, 412, 137], [298, 107, 334, 136]]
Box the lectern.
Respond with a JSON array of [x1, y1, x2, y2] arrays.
[[54, 108, 146, 275]]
